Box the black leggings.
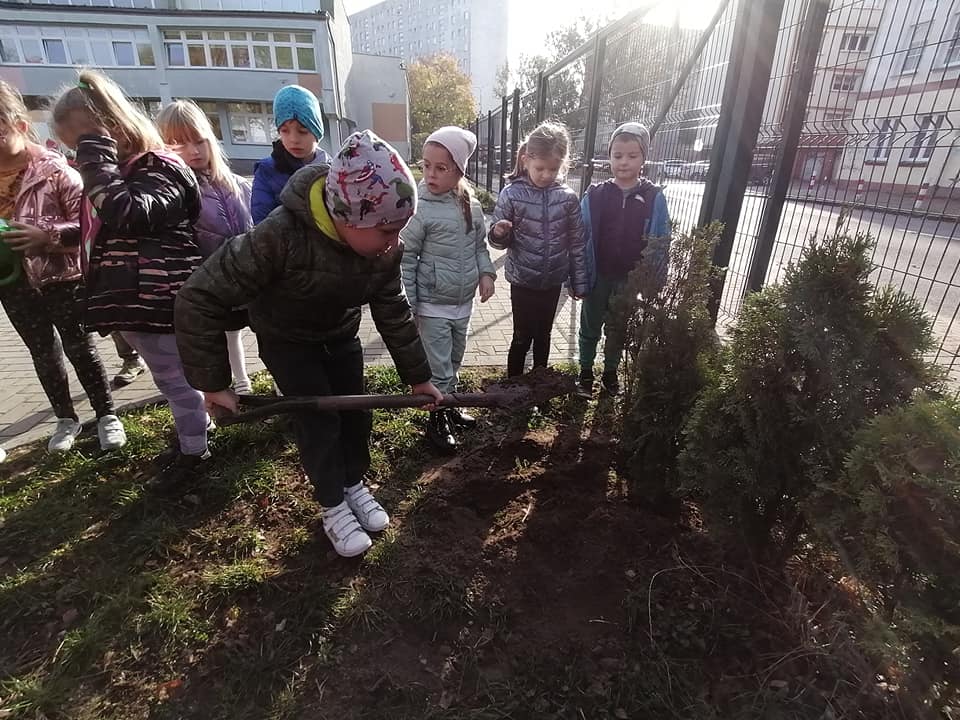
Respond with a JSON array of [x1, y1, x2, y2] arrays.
[[507, 283, 562, 377], [258, 335, 371, 508], [1, 278, 114, 420]]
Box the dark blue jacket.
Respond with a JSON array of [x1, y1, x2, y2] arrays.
[[251, 140, 332, 224], [582, 178, 670, 286]]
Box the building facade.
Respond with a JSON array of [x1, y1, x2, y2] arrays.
[[0, 0, 356, 172], [837, 0, 960, 196], [346, 52, 410, 158], [349, 0, 507, 110]]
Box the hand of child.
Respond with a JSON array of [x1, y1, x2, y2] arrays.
[[204, 389, 240, 419], [3, 223, 53, 253], [411, 381, 444, 411], [492, 220, 513, 239], [478, 275, 495, 303]]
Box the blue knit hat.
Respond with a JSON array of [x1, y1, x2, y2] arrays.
[[273, 85, 324, 141]]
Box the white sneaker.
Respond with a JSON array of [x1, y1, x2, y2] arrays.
[[345, 483, 391, 532], [0, 446, 6, 463], [48, 418, 82, 453], [322, 501, 372, 557], [97, 415, 127, 451]]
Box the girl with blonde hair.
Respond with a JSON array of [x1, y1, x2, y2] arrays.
[[157, 99, 254, 394], [52, 70, 208, 482]]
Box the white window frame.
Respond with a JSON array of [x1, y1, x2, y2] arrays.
[[867, 118, 899, 163], [227, 102, 275, 145], [906, 114, 944, 163], [0, 24, 154, 67], [899, 20, 930, 75], [840, 32, 871, 52], [941, 13, 960, 68], [160, 29, 315, 72], [831, 72, 861, 92]]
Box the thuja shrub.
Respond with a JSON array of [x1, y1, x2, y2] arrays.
[[810, 396, 960, 714], [679, 230, 939, 555], [612, 223, 723, 509]]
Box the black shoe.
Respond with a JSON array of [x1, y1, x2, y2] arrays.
[[426, 410, 458, 454], [600, 371, 621, 397], [577, 370, 594, 398], [447, 407, 477, 428]]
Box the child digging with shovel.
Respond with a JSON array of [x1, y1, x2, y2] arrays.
[[175, 130, 441, 558]]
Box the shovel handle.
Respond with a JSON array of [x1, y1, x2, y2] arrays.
[[215, 391, 505, 426]]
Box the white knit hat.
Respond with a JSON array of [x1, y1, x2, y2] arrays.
[[425, 126, 477, 175]]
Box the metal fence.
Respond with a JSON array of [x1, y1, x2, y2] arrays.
[[468, 0, 960, 383]]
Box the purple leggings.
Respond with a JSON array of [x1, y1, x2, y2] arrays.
[[121, 331, 208, 456]]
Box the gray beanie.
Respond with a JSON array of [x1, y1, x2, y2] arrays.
[[425, 126, 477, 175], [609, 122, 650, 157]]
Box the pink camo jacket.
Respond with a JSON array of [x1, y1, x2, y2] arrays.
[[12, 144, 83, 289]]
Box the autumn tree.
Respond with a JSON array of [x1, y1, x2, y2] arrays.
[[407, 54, 476, 158]]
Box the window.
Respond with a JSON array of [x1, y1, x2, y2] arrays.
[[0, 38, 19, 63], [867, 118, 898, 162], [42, 39, 67, 64], [159, 29, 315, 71], [831, 72, 861, 92], [112, 41, 135, 66], [166, 42, 185, 66], [906, 114, 943, 163], [840, 33, 871, 52], [137, 42, 154, 66], [900, 21, 930, 74], [228, 101, 274, 144], [2, 25, 156, 66], [944, 13, 960, 67]]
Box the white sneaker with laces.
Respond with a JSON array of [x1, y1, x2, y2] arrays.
[[97, 415, 127, 450], [322, 501, 373, 557], [48, 418, 82, 453], [345, 483, 391, 532]]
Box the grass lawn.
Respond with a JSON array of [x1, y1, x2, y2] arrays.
[[0, 367, 905, 719]]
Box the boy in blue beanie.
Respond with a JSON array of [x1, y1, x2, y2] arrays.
[[251, 85, 333, 223]]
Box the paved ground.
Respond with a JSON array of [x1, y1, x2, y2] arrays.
[[0, 247, 583, 451]]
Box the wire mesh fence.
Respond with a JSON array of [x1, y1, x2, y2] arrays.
[[469, 0, 960, 382]]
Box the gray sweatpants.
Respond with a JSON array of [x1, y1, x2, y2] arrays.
[[418, 315, 470, 394]]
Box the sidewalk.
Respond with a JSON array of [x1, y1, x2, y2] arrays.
[[782, 180, 960, 220], [0, 248, 582, 452]]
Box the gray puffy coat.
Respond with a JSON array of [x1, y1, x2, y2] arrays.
[[400, 182, 496, 310], [489, 175, 589, 296]]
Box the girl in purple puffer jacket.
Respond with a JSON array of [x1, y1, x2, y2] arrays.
[[158, 100, 254, 394]]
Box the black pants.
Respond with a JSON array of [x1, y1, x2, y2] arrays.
[[507, 283, 562, 377], [258, 336, 371, 507], [111, 331, 139, 362], [0, 278, 113, 419]]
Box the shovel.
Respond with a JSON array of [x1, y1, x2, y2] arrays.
[[213, 367, 576, 426]]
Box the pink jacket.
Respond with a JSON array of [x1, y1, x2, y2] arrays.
[[13, 145, 83, 289]]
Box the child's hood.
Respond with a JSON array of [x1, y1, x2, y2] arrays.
[[280, 163, 330, 222]]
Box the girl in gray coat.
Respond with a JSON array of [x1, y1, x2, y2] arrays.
[[490, 122, 590, 377], [401, 127, 496, 452]]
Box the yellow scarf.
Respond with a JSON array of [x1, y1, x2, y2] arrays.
[[308, 177, 342, 242]]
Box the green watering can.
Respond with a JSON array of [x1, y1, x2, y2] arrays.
[[0, 218, 22, 288]]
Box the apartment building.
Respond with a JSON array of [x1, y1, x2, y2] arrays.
[[0, 0, 357, 171], [837, 0, 960, 195], [349, 0, 507, 109]]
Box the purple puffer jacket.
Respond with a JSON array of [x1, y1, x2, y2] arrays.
[[194, 173, 253, 259]]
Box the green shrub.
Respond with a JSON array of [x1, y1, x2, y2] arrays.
[[810, 396, 960, 713], [679, 230, 939, 555], [614, 223, 723, 507], [473, 186, 495, 214]]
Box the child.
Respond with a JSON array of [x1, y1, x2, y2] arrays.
[[174, 130, 442, 558], [51, 70, 207, 478], [251, 85, 332, 224], [401, 126, 496, 453], [0, 79, 126, 453], [157, 99, 254, 394], [577, 122, 671, 398], [489, 121, 589, 377]]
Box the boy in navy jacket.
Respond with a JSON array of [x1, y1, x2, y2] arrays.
[[578, 122, 671, 397]]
